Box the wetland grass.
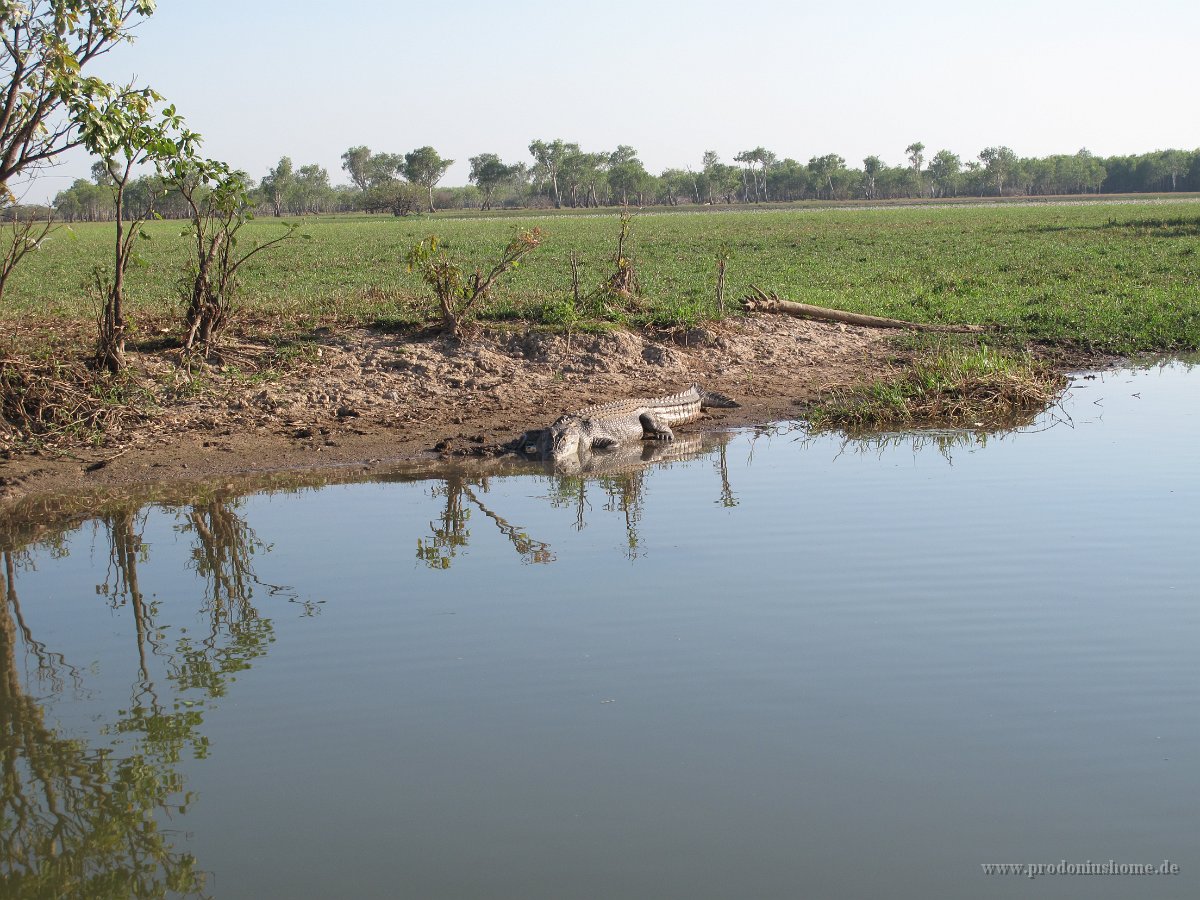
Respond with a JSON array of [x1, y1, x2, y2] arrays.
[[4, 201, 1198, 355], [803, 342, 1067, 432]]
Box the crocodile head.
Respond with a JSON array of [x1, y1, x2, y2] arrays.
[[543, 415, 585, 460]]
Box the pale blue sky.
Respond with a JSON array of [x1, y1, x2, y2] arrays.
[[25, 0, 1200, 200]]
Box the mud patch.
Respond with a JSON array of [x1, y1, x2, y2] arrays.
[[2, 314, 895, 499]]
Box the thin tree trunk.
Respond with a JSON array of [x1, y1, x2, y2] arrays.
[[103, 183, 128, 373]]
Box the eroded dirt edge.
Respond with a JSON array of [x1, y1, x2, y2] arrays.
[[0, 314, 1071, 503]]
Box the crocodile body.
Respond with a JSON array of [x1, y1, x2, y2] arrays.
[[525, 384, 739, 462]]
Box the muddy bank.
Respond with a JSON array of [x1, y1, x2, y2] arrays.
[[0, 313, 1072, 502]]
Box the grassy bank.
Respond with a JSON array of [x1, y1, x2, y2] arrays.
[[4, 200, 1199, 354], [804, 341, 1067, 431]]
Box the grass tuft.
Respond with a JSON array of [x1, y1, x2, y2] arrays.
[[805, 344, 1067, 432]]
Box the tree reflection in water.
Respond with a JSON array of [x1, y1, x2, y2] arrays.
[[422, 432, 738, 567], [418, 474, 555, 568], [2, 541, 205, 897], [1, 495, 295, 897], [2, 432, 744, 891]]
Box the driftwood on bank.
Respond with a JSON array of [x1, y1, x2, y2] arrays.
[[741, 285, 987, 333]]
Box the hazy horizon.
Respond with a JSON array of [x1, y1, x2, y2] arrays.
[[12, 0, 1200, 203]]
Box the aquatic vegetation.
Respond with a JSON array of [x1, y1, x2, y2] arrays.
[[803, 343, 1066, 431]]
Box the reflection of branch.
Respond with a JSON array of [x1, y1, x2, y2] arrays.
[[416, 476, 471, 569], [188, 501, 272, 645], [418, 475, 556, 568], [1, 554, 205, 896], [178, 499, 314, 622], [542, 477, 591, 532], [0, 490, 318, 896], [600, 472, 646, 560], [3, 552, 82, 693], [462, 484, 555, 565], [792, 425, 1038, 466], [715, 443, 738, 508], [97, 509, 160, 702], [169, 499, 287, 695], [536, 432, 740, 554]]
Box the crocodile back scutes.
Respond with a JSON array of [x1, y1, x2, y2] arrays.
[[571, 385, 702, 419]]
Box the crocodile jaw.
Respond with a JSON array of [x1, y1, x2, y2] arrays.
[[547, 417, 585, 460]]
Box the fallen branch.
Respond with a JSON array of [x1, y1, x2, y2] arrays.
[[84, 446, 132, 473], [741, 285, 987, 333]]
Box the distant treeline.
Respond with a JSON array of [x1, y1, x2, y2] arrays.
[[43, 142, 1200, 222]]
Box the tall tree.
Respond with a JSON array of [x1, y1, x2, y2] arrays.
[[862, 155, 883, 200], [468, 153, 516, 210], [1160, 149, 1190, 191], [607, 149, 652, 206], [808, 154, 847, 200], [906, 141, 926, 196], [365, 152, 404, 188], [978, 146, 1017, 196], [90, 160, 114, 186], [340, 145, 372, 192], [291, 163, 331, 213], [404, 145, 452, 212], [558, 147, 590, 207], [734, 147, 775, 202], [657, 168, 692, 205], [260, 156, 293, 216], [1076, 148, 1106, 194], [766, 157, 809, 201], [928, 150, 961, 198], [734, 149, 756, 202], [528, 139, 576, 208], [701, 151, 740, 204]]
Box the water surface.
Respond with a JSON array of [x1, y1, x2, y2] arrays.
[[1, 364, 1197, 898]]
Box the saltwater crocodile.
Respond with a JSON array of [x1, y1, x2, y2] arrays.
[[522, 384, 739, 462]]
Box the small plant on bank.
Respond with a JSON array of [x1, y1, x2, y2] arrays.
[[714, 245, 731, 319], [0, 212, 56, 305], [602, 207, 641, 302], [74, 85, 200, 374], [562, 209, 643, 324], [406, 228, 542, 338], [169, 159, 300, 354]]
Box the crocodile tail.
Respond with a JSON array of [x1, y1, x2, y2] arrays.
[[692, 383, 740, 409]]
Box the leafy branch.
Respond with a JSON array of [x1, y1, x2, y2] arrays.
[[406, 227, 542, 338]]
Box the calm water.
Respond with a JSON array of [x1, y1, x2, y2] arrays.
[[1, 364, 1197, 899]]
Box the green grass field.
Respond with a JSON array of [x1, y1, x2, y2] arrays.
[[5, 200, 1199, 354]]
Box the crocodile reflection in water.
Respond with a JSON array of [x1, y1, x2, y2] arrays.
[[418, 432, 738, 567], [541, 431, 710, 477]]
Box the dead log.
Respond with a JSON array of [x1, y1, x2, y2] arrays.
[[741, 285, 987, 333]]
